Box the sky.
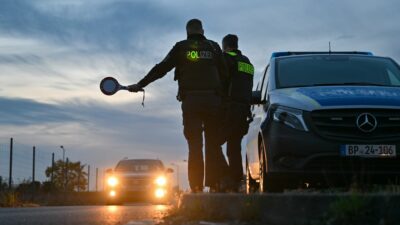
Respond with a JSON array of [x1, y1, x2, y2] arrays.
[[1, 0, 400, 189]]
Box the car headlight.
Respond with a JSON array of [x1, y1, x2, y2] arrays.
[[107, 176, 118, 187], [155, 188, 166, 198], [109, 190, 116, 197], [155, 176, 167, 186], [273, 106, 308, 131]]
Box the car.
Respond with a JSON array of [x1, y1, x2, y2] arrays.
[[105, 159, 174, 204], [246, 51, 400, 193]]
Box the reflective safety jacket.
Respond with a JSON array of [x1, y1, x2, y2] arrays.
[[137, 34, 228, 97], [223, 50, 254, 104]]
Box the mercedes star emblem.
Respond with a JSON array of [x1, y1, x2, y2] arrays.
[[356, 113, 378, 133]]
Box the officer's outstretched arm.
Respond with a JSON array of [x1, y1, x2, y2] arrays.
[[135, 44, 179, 88]]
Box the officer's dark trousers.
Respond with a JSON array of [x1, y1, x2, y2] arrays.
[[224, 103, 250, 184], [227, 135, 244, 184], [182, 93, 227, 190]]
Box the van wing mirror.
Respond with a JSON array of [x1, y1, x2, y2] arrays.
[[251, 91, 263, 105]]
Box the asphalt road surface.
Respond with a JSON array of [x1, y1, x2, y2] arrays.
[[0, 204, 170, 225]]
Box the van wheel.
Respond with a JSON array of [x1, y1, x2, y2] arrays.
[[246, 156, 258, 194], [259, 140, 283, 193]]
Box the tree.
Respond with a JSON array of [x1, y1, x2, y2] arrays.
[[0, 176, 7, 191], [15, 180, 40, 193], [45, 160, 88, 192]]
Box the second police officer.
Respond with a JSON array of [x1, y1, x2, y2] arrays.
[[220, 34, 254, 192]]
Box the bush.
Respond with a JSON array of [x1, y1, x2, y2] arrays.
[[0, 191, 19, 207]]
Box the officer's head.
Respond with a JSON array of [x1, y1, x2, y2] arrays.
[[186, 19, 204, 36], [222, 34, 238, 52]]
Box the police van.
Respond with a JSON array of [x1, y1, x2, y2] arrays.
[[246, 51, 400, 192]]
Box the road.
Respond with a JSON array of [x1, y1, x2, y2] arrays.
[[0, 204, 170, 225]]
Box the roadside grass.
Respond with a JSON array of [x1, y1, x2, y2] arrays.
[[0, 191, 40, 207], [0, 191, 108, 207], [313, 194, 374, 225], [310, 193, 400, 225], [0, 191, 20, 207], [161, 182, 400, 225], [303, 181, 400, 225], [239, 197, 262, 221], [285, 178, 400, 194]]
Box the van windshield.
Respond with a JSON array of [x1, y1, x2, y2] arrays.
[[115, 160, 164, 172], [276, 55, 400, 88]]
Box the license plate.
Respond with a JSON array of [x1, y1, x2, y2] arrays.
[[340, 145, 396, 157]]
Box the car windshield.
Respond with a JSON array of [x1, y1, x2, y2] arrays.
[[276, 55, 400, 88], [115, 160, 164, 172]]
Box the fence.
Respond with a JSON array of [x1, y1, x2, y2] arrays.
[[0, 137, 106, 191]]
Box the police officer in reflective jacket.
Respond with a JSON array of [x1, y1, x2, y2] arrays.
[[128, 19, 229, 192], [220, 34, 254, 191]]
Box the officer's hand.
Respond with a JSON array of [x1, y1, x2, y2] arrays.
[[127, 84, 143, 92]]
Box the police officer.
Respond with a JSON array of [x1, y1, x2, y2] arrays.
[[128, 19, 228, 192], [220, 34, 254, 191]]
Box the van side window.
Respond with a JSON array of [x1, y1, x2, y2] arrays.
[[388, 69, 400, 85]]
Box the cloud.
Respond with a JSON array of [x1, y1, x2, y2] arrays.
[[0, 0, 185, 104], [0, 97, 77, 125], [0, 0, 182, 50], [0, 96, 185, 163]]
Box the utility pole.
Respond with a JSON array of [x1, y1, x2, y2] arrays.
[[9, 138, 13, 189], [60, 145, 66, 162], [95, 167, 98, 192], [31, 146, 36, 201], [51, 153, 55, 185], [77, 169, 81, 192], [0, 144, 1, 185], [87, 165, 90, 192], [102, 169, 105, 191], [60, 146, 66, 192], [32, 146, 36, 183], [65, 157, 69, 191]]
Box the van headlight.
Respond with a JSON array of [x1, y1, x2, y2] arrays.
[[155, 176, 167, 186], [273, 106, 308, 131], [107, 176, 118, 187]]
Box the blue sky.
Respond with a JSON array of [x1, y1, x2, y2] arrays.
[[1, 0, 400, 189]]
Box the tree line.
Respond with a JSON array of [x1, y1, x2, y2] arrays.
[[0, 160, 88, 192]]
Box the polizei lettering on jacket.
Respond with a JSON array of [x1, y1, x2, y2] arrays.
[[186, 50, 213, 61]]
